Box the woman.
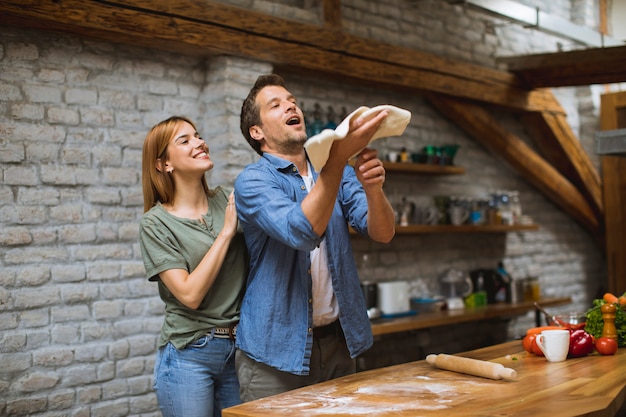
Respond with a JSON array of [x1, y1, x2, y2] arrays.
[[139, 116, 247, 417]]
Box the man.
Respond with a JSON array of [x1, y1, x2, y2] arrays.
[[234, 74, 395, 401]]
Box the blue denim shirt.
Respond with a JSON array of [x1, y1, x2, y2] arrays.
[[234, 153, 373, 375]]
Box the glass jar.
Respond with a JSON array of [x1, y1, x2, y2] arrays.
[[487, 192, 501, 224], [524, 277, 540, 301], [498, 191, 512, 225]]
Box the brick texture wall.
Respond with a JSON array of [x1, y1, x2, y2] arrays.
[[0, 0, 610, 415]]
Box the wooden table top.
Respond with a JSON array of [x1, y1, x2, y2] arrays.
[[223, 340, 626, 417]]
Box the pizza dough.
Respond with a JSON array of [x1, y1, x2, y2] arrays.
[[304, 105, 411, 172]]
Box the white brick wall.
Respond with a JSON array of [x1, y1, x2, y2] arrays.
[[0, 0, 608, 414]]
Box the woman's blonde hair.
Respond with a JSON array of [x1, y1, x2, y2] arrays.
[[141, 116, 212, 213]]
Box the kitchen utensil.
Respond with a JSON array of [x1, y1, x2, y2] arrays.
[[441, 144, 460, 165], [552, 312, 587, 327], [535, 329, 570, 362], [534, 302, 555, 325], [367, 307, 382, 320], [535, 302, 586, 326], [438, 268, 473, 310], [433, 195, 450, 224], [377, 281, 410, 315], [360, 282, 378, 309], [426, 353, 517, 381], [414, 205, 439, 225], [361, 281, 382, 320], [449, 204, 469, 225], [509, 278, 525, 303], [410, 297, 445, 314], [470, 268, 508, 304]]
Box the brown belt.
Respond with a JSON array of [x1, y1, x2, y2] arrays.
[[210, 322, 238, 340]]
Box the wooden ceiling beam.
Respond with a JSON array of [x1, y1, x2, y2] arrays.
[[428, 95, 602, 240], [498, 45, 626, 88], [0, 0, 562, 114], [521, 112, 604, 218]]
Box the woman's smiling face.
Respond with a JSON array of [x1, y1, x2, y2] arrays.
[[163, 121, 213, 175]]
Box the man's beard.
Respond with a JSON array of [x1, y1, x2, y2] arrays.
[[276, 134, 307, 155]]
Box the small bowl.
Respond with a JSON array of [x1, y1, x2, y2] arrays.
[[548, 312, 586, 328]]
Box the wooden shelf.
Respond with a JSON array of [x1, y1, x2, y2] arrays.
[[374, 161, 539, 234], [383, 161, 465, 175], [350, 223, 539, 236], [371, 297, 572, 337], [394, 223, 539, 234]]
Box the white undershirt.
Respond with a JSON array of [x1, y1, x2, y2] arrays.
[[302, 166, 339, 327]]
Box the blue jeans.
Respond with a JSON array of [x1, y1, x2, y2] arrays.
[[154, 335, 240, 417]]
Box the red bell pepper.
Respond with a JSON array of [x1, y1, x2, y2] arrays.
[[568, 329, 595, 357]]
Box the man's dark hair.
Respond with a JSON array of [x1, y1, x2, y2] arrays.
[[240, 74, 287, 156]]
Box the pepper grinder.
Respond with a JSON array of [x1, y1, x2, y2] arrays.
[[601, 302, 618, 341]]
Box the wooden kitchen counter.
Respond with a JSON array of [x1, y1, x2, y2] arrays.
[[372, 297, 572, 336], [223, 340, 626, 417]]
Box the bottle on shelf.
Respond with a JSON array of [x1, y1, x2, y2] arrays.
[[495, 261, 511, 303], [398, 197, 414, 226], [524, 267, 541, 301], [509, 191, 522, 224], [509, 275, 525, 304], [400, 147, 409, 163], [467, 273, 487, 307], [487, 192, 501, 225], [498, 191, 512, 225], [308, 103, 324, 136]]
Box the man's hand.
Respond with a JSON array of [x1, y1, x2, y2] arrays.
[[354, 148, 386, 192], [354, 147, 395, 243]]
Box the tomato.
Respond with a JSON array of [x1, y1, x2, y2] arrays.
[[531, 337, 544, 356], [522, 333, 544, 356], [595, 337, 618, 355], [522, 333, 534, 353], [523, 327, 562, 356]]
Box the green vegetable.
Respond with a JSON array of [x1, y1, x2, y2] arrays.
[[584, 298, 626, 347]]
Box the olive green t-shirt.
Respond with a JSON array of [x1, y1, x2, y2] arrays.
[[139, 186, 248, 349]]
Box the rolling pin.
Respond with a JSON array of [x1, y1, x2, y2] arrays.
[[426, 354, 517, 381]]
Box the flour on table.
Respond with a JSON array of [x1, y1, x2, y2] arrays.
[[248, 375, 493, 416]]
